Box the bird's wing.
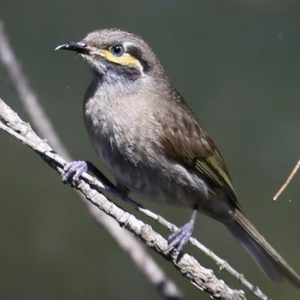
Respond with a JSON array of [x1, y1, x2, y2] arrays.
[[161, 101, 240, 210]]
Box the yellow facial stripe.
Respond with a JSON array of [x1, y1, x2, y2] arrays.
[[101, 49, 142, 69]]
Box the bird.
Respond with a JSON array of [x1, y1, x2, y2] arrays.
[[56, 28, 300, 288]]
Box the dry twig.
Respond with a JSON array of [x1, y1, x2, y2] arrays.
[[273, 158, 300, 201]]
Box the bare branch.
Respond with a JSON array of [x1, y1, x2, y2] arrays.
[[273, 158, 300, 201]]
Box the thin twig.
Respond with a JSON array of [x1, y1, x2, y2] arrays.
[[273, 158, 300, 201], [0, 98, 247, 300]]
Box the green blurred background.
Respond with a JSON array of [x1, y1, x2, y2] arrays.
[[1, 1, 300, 299]]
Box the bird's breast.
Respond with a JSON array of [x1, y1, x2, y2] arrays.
[[83, 92, 210, 207]]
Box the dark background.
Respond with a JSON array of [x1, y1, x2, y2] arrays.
[[1, 1, 300, 299]]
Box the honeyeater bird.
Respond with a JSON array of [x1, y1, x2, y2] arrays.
[[56, 28, 300, 288]]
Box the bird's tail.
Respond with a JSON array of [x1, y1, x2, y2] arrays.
[[225, 209, 300, 288]]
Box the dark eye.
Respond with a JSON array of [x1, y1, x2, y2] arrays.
[[110, 45, 125, 57]]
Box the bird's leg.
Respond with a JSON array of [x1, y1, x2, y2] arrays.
[[62, 161, 116, 192], [166, 206, 198, 253], [62, 161, 137, 205], [116, 181, 130, 197]]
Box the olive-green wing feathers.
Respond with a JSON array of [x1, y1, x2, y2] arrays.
[[161, 102, 239, 209]]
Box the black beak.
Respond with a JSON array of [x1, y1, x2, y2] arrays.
[[55, 41, 88, 53]]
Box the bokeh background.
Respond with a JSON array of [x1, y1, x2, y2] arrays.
[[1, 1, 300, 299]]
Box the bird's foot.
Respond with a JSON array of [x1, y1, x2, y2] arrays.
[[62, 160, 88, 182], [166, 220, 194, 253], [62, 161, 130, 200]]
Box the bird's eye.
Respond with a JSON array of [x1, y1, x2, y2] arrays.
[[110, 45, 125, 57]]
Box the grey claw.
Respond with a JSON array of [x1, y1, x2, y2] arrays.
[[166, 221, 194, 253], [62, 161, 88, 182]]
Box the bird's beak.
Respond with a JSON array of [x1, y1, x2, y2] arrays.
[[55, 41, 88, 53]]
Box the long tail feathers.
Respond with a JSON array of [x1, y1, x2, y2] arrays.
[[225, 209, 300, 288]]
